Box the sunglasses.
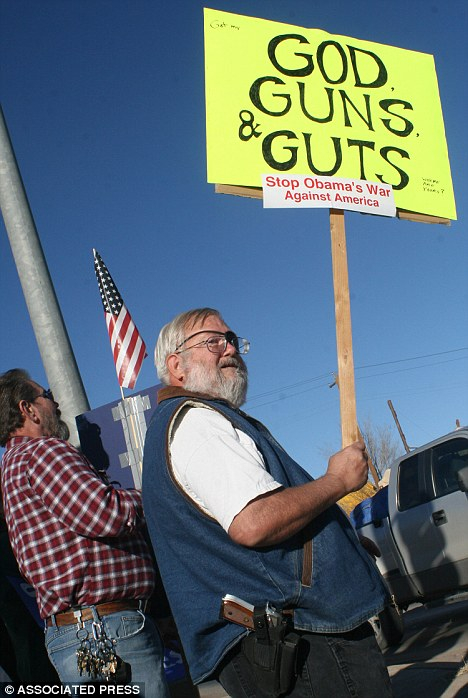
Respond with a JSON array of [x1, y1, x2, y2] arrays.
[[33, 388, 55, 402]]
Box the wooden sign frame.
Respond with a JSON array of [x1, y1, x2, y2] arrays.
[[215, 184, 451, 226]]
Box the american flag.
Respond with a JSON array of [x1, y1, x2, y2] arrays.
[[93, 249, 147, 389]]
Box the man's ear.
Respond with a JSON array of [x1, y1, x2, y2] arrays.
[[166, 353, 185, 385], [18, 399, 40, 425]]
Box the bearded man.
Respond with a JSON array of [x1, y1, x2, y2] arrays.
[[0, 369, 169, 696], [142, 308, 393, 698]]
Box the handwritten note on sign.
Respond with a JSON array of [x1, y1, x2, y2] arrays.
[[204, 8, 456, 220]]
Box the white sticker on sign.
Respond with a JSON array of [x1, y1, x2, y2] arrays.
[[262, 174, 396, 217]]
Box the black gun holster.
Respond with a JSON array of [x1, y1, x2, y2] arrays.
[[241, 606, 300, 698]]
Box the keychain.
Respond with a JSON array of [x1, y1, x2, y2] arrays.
[[75, 613, 128, 682]]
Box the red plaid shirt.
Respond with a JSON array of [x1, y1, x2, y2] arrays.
[[1, 436, 155, 618]]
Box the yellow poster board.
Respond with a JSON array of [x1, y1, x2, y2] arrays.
[[204, 8, 456, 220]]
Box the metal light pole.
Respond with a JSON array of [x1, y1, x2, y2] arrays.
[[0, 105, 89, 445]]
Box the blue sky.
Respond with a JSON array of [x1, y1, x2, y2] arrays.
[[1, 0, 467, 476]]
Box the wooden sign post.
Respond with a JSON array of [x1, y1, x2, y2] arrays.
[[329, 208, 380, 511], [330, 209, 359, 449]]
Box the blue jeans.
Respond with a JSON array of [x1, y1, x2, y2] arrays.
[[215, 622, 393, 698], [45, 607, 170, 698]]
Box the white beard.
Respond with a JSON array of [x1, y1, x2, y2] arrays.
[[183, 355, 248, 409]]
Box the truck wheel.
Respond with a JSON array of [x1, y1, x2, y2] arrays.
[[370, 605, 404, 650]]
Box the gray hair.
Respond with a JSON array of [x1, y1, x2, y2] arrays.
[[155, 308, 224, 384]]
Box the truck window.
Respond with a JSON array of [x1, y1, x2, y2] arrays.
[[398, 453, 425, 510], [430, 437, 468, 498]]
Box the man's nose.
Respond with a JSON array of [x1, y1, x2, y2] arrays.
[[223, 337, 237, 356]]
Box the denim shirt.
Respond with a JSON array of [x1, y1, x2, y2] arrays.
[[142, 389, 388, 684]]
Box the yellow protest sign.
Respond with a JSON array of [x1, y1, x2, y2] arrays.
[[204, 8, 456, 220]]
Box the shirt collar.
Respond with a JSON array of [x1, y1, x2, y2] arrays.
[[157, 386, 230, 406], [4, 435, 33, 450]]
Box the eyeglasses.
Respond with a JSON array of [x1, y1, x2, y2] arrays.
[[34, 388, 55, 402], [175, 330, 250, 355]]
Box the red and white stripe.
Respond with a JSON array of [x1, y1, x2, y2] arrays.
[[106, 305, 147, 389]]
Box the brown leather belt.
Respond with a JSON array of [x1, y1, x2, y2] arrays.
[[46, 599, 146, 627]]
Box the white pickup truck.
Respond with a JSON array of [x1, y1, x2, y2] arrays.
[[351, 428, 468, 645]]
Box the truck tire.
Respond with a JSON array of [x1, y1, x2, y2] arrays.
[[370, 605, 404, 650]]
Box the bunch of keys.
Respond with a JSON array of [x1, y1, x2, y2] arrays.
[[92, 621, 118, 680], [76, 627, 99, 679], [75, 616, 126, 682]]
